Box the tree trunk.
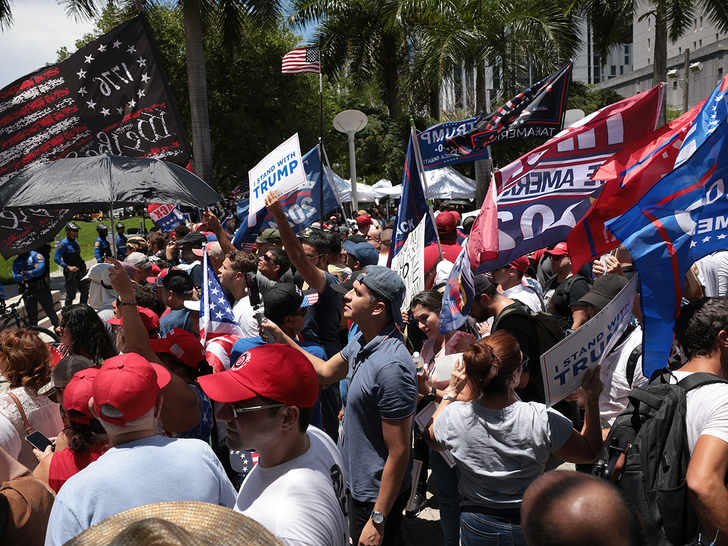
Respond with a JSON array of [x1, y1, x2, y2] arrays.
[[474, 58, 492, 208], [653, 4, 668, 128], [184, 3, 215, 188], [381, 35, 401, 119]]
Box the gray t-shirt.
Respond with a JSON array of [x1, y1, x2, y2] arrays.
[[433, 400, 573, 508]]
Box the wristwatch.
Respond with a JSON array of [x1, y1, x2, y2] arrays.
[[424, 386, 437, 402], [442, 392, 457, 403], [371, 511, 387, 525]]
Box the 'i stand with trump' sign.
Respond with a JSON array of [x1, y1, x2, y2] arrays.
[[248, 134, 306, 226], [541, 275, 638, 407]]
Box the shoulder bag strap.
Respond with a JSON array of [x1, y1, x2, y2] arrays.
[[6, 391, 33, 436]]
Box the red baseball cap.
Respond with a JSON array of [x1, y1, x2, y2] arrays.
[[545, 242, 570, 257], [147, 267, 170, 287], [436, 211, 457, 234], [107, 307, 161, 337], [356, 214, 372, 226], [198, 344, 318, 407], [149, 328, 205, 369], [92, 353, 171, 428], [64, 368, 99, 424], [509, 256, 530, 273]]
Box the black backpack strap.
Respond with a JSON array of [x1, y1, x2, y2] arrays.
[[676, 371, 728, 391], [625, 343, 642, 388], [492, 305, 531, 332]]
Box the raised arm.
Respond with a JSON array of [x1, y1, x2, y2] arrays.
[[202, 209, 235, 255], [264, 190, 328, 293], [106, 259, 200, 433]]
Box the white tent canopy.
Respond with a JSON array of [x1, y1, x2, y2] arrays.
[[372, 166, 476, 200], [327, 169, 378, 203]]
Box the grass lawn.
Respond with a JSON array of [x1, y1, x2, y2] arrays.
[[0, 216, 153, 286]]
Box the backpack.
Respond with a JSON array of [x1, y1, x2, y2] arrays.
[[491, 302, 565, 360], [596, 371, 728, 546]]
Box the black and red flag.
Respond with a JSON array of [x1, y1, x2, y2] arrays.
[[0, 14, 190, 184], [444, 62, 572, 157]]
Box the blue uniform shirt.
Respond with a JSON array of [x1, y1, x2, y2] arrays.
[[54, 238, 82, 269], [12, 251, 46, 283], [116, 233, 128, 258], [94, 237, 112, 262]]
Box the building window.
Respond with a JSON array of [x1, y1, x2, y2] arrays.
[[648, 58, 651, 64], [625, 55, 629, 64], [679, 47, 682, 54], [700, 39, 703, 47], [719, 67, 724, 76], [700, 17, 703, 30], [674, 81, 678, 89], [648, 38, 651, 50], [648, 17, 650, 30], [620, 66, 624, 75], [694, 18, 698, 31], [625, 45, 629, 54], [610, 66, 616, 77]]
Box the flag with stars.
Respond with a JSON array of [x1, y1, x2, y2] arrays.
[[606, 72, 728, 377], [0, 14, 190, 185], [199, 251, 244, 347], [281, 47, 320, 74]]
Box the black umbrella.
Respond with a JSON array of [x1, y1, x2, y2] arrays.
[[0, 155, 223, 258]]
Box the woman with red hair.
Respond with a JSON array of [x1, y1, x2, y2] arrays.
[[0, 330, 64, 468], [424, 331, 603, 546]]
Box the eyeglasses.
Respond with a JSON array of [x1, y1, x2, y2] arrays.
[[520, 355, 530, 368], [305, 253, 325, 261], [261, 255, 273, 262], [228, 403, 286, 417], [366, 235, 379, 241]]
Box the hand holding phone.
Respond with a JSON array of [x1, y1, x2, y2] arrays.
[[25, 431, 54, 452]]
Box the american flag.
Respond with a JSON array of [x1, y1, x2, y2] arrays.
[[0, 14, 189, 185], [199, 251, 244, 347], [281, 47, 321, 74]]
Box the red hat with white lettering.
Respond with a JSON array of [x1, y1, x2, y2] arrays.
[[198, 344, 318, 407]]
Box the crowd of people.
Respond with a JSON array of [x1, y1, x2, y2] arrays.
[[0, 191, 727, 546]]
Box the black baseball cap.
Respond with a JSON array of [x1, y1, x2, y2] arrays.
[[162, 269, 194, 295]]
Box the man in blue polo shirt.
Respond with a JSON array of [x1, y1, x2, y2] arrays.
[[263, 265, 417, 546]]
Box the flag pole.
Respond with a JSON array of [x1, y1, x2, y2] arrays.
[[318, 37, 325, 227], [322, 142, 348, 222], [409, 120, 443, 260]]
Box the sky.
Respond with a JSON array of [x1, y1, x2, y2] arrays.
[[0, 0, 316, 90], [0, 0, 97, 88]]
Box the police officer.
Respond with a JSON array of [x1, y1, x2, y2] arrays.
[[115, 221, 128, 261], [12, 249, 60, 328], [54, 222, 89, 306], [94, 223, 113, 262]]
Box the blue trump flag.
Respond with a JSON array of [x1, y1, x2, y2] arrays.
[[232, 146, 339, 250], [440, 246, 475, 334], [418, 115, 489, 171], [388, 136, 437, 266], [607, 74, 728, 376]]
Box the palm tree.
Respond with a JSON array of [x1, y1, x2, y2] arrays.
[[0, 0, 281, 189], [292, 0, 413, 119], [582, 0, 728, 126]]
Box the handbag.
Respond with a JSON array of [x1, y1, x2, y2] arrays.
[[6, 392, 34, 436]]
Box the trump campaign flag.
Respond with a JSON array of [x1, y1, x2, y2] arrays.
[[388, 136, 437, 266], [568, 99, 705, 273], [444, 63, 572, 157], [606, 74, 728, 376], [473, 83, 664, 273], [232, 146, 339, 249], [199, 251, 244, 347], [418, 115, 489, 170], [0, 14, 189, 184], [147, 203, 186, 232], [440, 246, 475, 334]]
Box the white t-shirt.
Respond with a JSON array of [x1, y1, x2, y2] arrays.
[[235, 426, 348, 546], [233, 296, 259, 338], [672, 371, 728, 455], [599, 326, 648, 425], [0, 412, 21, 460], [695, 252, 728, 297], [502, 283, 543, 313]]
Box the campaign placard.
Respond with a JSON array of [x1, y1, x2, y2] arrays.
[[417, 115, 489, 170], [391, 219, 425, 312], [541, 275, 638, 406], [248, 134, 306, 224]]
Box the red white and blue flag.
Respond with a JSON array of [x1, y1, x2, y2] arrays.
[[472, 83, 664, 273], [439, 246, 475, 334], [147, 203, 186, 232], [606, 74, 728, 377], [199, 252, 244, 347], [567, 99, 705, 273], [0, 14, 189, 185]]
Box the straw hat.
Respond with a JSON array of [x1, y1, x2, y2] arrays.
[[65, 501, 283, 546]]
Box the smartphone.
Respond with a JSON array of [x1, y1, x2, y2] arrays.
[[25, 431, 54, 452]]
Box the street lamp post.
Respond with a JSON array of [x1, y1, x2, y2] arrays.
[[333, 110, 368, 213]]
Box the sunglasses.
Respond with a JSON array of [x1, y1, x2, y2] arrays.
[[228, 403, 286, 417]]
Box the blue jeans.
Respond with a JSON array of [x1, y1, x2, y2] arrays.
[[460, 508, 526, 546], [430, 448, 460, 546]]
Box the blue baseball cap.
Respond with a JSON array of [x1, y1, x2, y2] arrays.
[[343, 241, 379, 267]]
